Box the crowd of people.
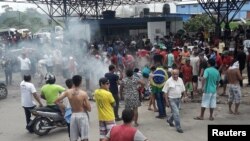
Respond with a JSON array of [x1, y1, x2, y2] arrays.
[[11, 26, 250, 141]]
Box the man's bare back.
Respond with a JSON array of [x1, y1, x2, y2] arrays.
[[65, 89, 91, 113], [226, 68, 242, 84]]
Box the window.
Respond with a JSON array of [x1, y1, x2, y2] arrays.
[[193, 4, 198, 7], [181, 5, 185, 8]]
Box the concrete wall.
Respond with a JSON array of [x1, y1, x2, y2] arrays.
[[147, 21, 166, 42], [170, 20, 183, 33]]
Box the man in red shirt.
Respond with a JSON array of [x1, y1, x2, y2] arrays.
[[181, 58, 194, 99], [220, 51, 233, 96], [111, 53, 118, 66], [105, 109, 148, 141], [122, 53, 135, 70]]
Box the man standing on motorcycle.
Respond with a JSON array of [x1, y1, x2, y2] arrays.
[[20, 75, 43, 133], [55, 75, 91, 141], [41, 73, 65, 113]]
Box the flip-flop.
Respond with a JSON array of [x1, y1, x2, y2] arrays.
[[194, 117, 204, 120], [234, 112, 240, 115]]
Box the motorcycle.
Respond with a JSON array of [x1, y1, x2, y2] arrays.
[[28, 107, 67, 136], [0, 82, 7, 99]]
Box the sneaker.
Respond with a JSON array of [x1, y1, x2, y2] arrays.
[[115, 117, 122, 121], [166, 119, 174, 127], [26, 127, 34, 133], [176, 128, 184, 133], [155, 115, 166, 119]]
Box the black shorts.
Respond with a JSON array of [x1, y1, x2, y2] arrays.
[[192, 75, 198, 83]]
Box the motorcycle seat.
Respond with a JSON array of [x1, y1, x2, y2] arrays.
[[35, 107, 59, 113]]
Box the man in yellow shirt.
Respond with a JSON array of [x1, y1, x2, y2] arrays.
[[94, 77, 116, 141]]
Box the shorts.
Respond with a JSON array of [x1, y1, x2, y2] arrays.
[[70, 112, 89, 141], [201, 93, 216, 108], [227, 84, 241, 103], [192, 75, 198, 83], [99, 120, 116, 139], [185, 82, 193, 92]]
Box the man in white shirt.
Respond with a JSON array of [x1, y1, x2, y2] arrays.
[[18, 53, 31, 78], [190, 51, 200, 94], [20, 75, 43, 133], [162, 69, 186, 133]]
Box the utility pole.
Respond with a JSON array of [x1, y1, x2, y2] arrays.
[[63, 0, 68, 30]]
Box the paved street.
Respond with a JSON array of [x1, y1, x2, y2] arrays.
[[0, 74, 250, 141]]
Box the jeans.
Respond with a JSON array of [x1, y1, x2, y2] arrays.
[[66, 123, 70, 138], [5, 70, 12, 85], [155, 92, 166, 116], [23, 106, 36, 131], [112, 94, 120, 119], [168, 98, 181, 130], [248, 63, 250, 84]]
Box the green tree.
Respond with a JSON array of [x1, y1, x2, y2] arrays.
[[184, 14, 215, 32], [0, 8, 49, 32]]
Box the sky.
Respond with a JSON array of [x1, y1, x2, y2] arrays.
[[0, 1, 43, 13], [0, 0, 178, 16]]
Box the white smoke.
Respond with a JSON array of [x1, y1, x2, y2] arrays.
[[2, 18, 109, 93]]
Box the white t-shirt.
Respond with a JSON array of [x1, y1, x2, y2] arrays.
[[162, 77, 185, 99], [190, 55, 199, 75], [18, 57, 31, 70], [20, 80, 37, 107]]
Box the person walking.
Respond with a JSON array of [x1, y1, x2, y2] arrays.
[[162, 69, 186, 133], [151, 65, 168, 119], [20, 75, 43, 133], [120, 69, 144, 127], [194, 59, 220, 121]]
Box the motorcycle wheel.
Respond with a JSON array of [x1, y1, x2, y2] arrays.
[[0, 85, 8, 99], [33, 117, 52, 136]]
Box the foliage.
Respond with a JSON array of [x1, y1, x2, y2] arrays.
[[184, 14, 215, 32], [0, 8, 49, 33]]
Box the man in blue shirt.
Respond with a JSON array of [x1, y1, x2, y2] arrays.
[[105, 65, 122, 121]]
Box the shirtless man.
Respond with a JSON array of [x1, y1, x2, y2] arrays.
[[55, 75, 91, 141], [225, 60, 242, 115]]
